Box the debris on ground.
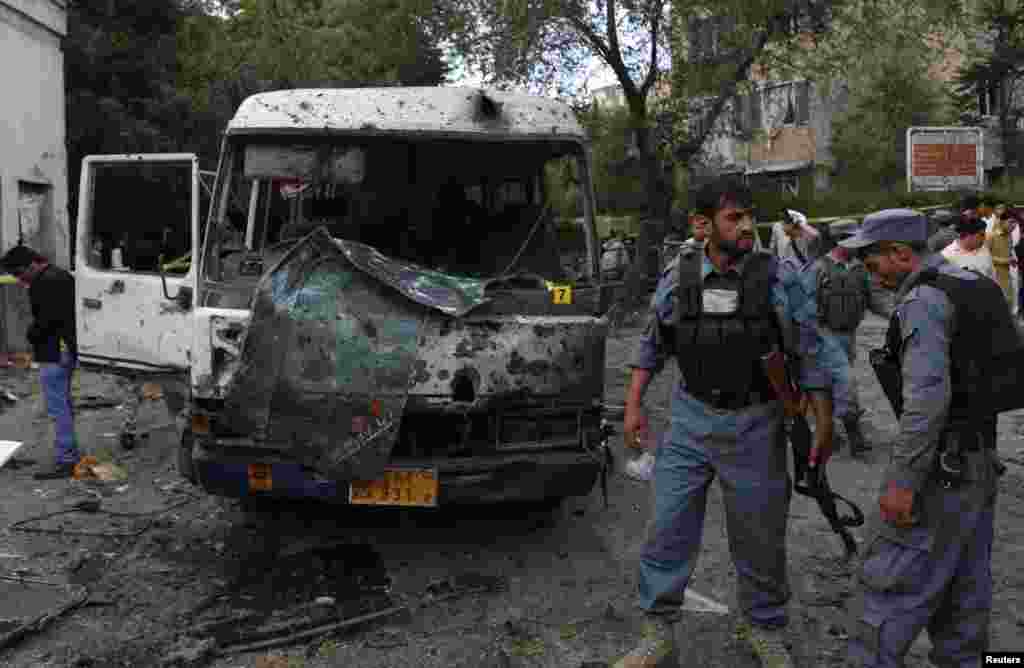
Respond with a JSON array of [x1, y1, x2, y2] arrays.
[[76, 396, 121, 410], [141, 383, 164, 401], [160, 636, 216, 667], [682, 589, 730, 615], [73, 457, 128, 482], [0, 440, 25, 469]]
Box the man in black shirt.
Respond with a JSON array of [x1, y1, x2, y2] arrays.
[[1, 245, 81, 479]]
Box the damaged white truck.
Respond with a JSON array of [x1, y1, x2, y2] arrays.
[[75, 87, 611, 508]]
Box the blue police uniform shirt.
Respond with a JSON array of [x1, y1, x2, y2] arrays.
[[629, 246, 790, 390], [781, 253, 891, 356], [887, 253, 978, 493]]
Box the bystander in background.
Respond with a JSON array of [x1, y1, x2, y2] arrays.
[[941, 212, 995, 280], [0, 245, 82, 479], [985, 203, 1020, 315]]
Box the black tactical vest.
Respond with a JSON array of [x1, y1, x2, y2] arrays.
[[667, 250, 782, 404], [817, 257, 869, 332], [885, 267, 1021, 424]]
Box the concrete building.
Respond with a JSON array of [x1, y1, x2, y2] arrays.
[[0, 0, 68, 354], [687, 6, 1023, 194], [693, 77, 847, 196]]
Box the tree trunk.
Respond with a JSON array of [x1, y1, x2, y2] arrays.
[[624, 112, 671, 305]]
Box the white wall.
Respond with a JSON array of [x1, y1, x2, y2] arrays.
[[0, 0, 68, 351]]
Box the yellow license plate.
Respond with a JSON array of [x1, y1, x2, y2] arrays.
[[248, 463, 272, 492], [349, 468, 438, 507]]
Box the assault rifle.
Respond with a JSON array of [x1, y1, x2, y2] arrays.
[[762, 351, 865, 557]]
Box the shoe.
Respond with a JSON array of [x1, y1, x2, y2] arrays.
[[737, 622, 794, 668], [33, 462, 78, 480], [611, 616, 678, 668]]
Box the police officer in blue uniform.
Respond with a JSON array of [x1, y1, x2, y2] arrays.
[[615, 178, 797, 668], [840, 209, 1015, 667], [782, 219, 892, 457]]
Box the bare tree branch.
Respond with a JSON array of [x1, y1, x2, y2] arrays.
[[639, 0, 662, 98], [680, 24, 776, 161]]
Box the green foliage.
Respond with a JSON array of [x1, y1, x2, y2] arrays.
[[222, 0, 448, 88], [830, 48, 952, 192], [580, 105, 647, 215], [665, 0, 967, 174], [64, 0, 452, 247], [748, 180, 1024, 226], [64, 0, 214, 234]]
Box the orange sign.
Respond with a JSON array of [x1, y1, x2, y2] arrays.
[[911, 143, 977, 178]]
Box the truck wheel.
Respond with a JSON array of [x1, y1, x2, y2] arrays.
[[178, 429, 196, 483]]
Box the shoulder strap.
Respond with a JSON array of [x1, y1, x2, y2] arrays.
[[740, 252, 777, 317], [674, 247, 704, 319]]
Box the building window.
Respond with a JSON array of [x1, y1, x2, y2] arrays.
[[87, 161, 193, 273], [688, 15, 737, 64], [760, 81, 811, 129], [16, 181, 52, 250], [779, 175, 799, 197], [978, 81, 1001, 117]]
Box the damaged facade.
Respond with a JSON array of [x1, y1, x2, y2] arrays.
[[0, 0, 69, 353], [75, 87, 609, 507], [686, 8, 1024, 193]]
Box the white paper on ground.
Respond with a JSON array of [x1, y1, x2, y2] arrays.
[[682, 588, 730, 615], [624, 451, 656, 482], [0, 440, 25, 469]]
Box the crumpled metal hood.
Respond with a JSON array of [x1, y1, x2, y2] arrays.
[[216, 228, 605, 480]]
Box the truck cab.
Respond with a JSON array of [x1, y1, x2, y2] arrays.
[[75, 87, 608, 508]]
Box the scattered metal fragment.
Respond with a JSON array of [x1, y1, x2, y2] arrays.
[[0, 581, 89, 652], [212, 573, 507, 656]]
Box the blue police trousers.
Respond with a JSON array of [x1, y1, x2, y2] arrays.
[[638, 390, 792, 627], [850, 485, 995, 668], [801, 328, 860, 419], [39, 351, 80, 466]]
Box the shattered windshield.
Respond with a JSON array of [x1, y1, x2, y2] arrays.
[[203, 137, 594, 291]]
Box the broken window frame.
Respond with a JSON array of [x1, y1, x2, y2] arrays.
[[199, 135, 599, 297], [83, 159, 195, 275]]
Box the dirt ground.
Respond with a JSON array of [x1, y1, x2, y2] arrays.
[[1, 313, 1023, 668]]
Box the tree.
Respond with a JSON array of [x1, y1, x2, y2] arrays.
[[830, 51, 951, 192], [65, 0, 207, 239], [446, 1, 904, 300], [178, 1, 449, 134], [952, 0, 1024, 178], [581, 104, 647, 214]]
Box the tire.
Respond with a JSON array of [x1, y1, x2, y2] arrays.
[[178, 428, 196, 483]]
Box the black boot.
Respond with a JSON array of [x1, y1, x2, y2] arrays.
[[843, 415, 870, 455]]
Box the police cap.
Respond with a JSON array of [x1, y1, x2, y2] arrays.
[[838, 209, 928, 249]]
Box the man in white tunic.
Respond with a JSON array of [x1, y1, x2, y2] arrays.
[[941, 214, 995, 280]]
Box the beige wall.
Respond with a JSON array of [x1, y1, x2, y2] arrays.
[[0, 0, 68, 351], [748, 127, 817, 165]]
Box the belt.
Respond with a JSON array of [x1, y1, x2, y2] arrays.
[[689, 388, 772, 411]]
